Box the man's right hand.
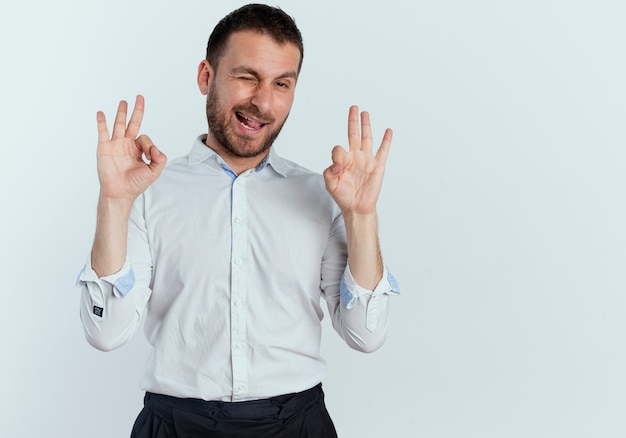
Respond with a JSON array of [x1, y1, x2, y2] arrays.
[[96, 95, 167, 202], [91, 95, 166, 276]]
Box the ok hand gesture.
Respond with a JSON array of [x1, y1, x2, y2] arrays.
[[96, 95, 167, 202], [323, 106, 392, 216]]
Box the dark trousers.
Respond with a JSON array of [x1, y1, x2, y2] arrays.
[[130, 383, 338, 437]]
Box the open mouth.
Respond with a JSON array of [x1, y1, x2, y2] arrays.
[[236, 111, 267, 131]]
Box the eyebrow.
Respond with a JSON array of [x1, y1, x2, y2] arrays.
[[232, 66, 298, 81]]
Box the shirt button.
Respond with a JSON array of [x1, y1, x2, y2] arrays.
[[236, 385, 246, 392], [234, 300, 242, 307], [234, 258, 243, 265], [235, 343, 244, 350], [234, 217, 242, 224]]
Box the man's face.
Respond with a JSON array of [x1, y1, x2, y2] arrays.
[[201, 30, 301, 160]]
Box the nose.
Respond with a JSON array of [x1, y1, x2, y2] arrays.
[[250, 84, 273, 115]]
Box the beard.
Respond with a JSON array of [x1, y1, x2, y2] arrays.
[[206, 83, 288, 158]]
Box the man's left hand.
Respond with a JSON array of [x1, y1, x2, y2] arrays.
[[323, 105, 393, 215]]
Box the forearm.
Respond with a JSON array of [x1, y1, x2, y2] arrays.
[[342, 211, 383, 290], [91, 196, 134, 277]]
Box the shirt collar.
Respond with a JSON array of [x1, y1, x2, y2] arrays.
[[265, 147, 289, 177], [187, 135, 216, 165], [187, 134, 289, 178]]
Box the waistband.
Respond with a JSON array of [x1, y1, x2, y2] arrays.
[[144, 383, 323, 421]]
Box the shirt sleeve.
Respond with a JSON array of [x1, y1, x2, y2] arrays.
[[340, 264, 400, 331], [76, 197, 153, 352], [321, 214, 400, 353]]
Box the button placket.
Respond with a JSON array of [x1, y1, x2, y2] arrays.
[[230, 175, 249, 399]]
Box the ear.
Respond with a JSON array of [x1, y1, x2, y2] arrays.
[[197, 60, 213, 95]]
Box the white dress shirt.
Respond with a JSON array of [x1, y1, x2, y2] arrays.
[[78, 135, 399, 402]]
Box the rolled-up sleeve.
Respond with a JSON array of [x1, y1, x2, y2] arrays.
[[76, 197, 152, 352], [340, 265, 400, 331], [322, 215, 400, 353]]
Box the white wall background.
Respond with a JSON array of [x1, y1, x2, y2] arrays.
[[1, 0, 625, 436]]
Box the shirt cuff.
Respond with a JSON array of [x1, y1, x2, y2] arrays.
[[76, 261, 136, 298], [340, 265, 400, 331]]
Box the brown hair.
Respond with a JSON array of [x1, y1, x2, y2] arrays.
[[206, 4, 304, 73]]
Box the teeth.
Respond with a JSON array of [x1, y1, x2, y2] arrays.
[[238, 112, 264, 130]]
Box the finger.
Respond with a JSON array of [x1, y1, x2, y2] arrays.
[[111, 100, 128, 139], [360, 111, 373, 154], [330, 144, 349, 169], [96, 111, 110, 144], [125, 95, 145, 139], [347, 105, 360, 151], [323, 146, 347, 191], [375, 128, 393, 164], [137, 135, 167, 177]]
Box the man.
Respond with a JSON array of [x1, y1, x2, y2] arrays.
[[78, 4, 399, 437]]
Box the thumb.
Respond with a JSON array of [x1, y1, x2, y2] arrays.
[[323, 162, 341, 178], [323, 162, 343, 194], [148, 145, 167, 175]]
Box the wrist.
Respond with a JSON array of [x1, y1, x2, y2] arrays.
[[97, 194, 134, 218], [341, 209, 378, 225]]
